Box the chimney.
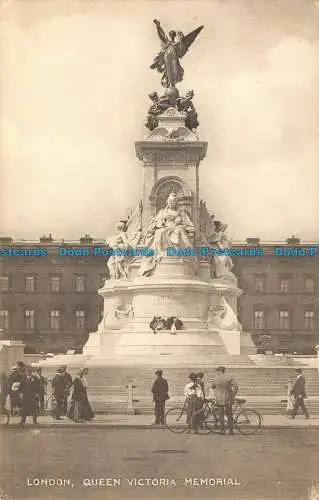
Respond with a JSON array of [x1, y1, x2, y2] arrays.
[[246, 238, 260, 246], [39, 234, 54, 243], [80, 234, 93, 244], [286, 235, 300, 245]]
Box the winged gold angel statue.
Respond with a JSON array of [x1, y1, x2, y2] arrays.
[[150, 19, 204, 88]]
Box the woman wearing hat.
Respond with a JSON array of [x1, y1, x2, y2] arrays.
[[68, 368, 94, 423], [184, 372, 204, 433], [7, 366, 23, 416]]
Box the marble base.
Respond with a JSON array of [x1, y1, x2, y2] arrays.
[[83, 258, 256, 359]]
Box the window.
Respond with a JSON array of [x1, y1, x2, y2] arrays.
[[253, 310, 265, 330], [254, 275, 265, 293], [25, 276, 35, 292], [0, 277, 9, 291], [50, 276, 60, 292], [279, 278, 290, 293], [304, 277, 315, 293], [305, 311, 315, 331], [0, 310, 9, 329], [279, 310, 290, 330], [50, 310, 60, 330], [75, 310, 85, 329], [75, 276, 85, 292], [24, 310, 35, 330]]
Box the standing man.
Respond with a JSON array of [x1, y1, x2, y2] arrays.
[[35, 367, 47, 415], [52, 368, 65, 420], [290, 368, 309, 419], [151, 369, 169, 425], [211, 366, 238, 435], [60, 365, 73, 417], [19, 365, 40, 427]]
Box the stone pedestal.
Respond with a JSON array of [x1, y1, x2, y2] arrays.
[[83, 255, 252, 360]]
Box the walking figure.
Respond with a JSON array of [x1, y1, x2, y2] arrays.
[[290, 368, 309, 419]]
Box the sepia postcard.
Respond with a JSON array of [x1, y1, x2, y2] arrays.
[[1, 1, 319, 499]]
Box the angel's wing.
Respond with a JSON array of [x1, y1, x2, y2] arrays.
[[199, 200, 216, 240], [179, 25, 204, 58], [125, 201, 143, 247], [150, 52, 165, 72]]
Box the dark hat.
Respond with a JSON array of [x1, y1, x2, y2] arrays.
[[216, 366, 226, 373], [189, 372, 197, 380], [197, 372, 204, 378], [295, 368, 302, 373], [155, 369, 163, 376]]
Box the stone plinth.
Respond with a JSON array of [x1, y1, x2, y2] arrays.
[[83, 256, 249, 360]]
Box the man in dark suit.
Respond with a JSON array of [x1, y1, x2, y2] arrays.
[[151, 369, 169, 425], [19, 365, 41, 427], [290, 368, 309, 419], [211, 366, 238, 435], [60, 365, 73, 417]]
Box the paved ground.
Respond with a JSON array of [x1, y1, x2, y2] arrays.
[[1, 427, 319, 500], [1, 413, 318, 428]]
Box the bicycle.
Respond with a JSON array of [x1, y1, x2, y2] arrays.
[[192, 397, 263, 435], [165, 400, 190, 433]]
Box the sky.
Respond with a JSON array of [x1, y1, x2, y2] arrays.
[[1, 0, 319, 242]]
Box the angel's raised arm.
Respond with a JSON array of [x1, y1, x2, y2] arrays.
[[153, 19, 168, 44]]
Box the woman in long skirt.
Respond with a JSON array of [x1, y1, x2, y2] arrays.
[[68, 368, 94, 422]]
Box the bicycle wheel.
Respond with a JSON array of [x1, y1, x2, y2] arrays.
[[235, 409, 262, 435], [165, 406, 188, 433], [192, 408, 218, 434]]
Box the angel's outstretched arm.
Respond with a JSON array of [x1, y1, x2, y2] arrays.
[[153, 19, 168, 44]]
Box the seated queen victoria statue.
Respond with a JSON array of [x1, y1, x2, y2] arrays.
[[139, 192, 195, 276]]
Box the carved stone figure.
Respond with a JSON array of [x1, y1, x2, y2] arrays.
[[150, 19, 204, 89], [106, 222, 130, 279], [208, 218, 237, 284], [106, 202, 143, 280], [139, 192, 195, 276], [177, 90, 199, 130], [208, 298, 241, 331], [145, 92, 171, 131]]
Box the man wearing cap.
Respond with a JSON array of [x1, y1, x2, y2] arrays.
[[151, 369, 169, 425], [290, 368, 309, 419], [211, 366, 238, 435]]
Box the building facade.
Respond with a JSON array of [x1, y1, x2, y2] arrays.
[[0, 235, 108, 353], [233, 237, 319, 354], [0, 235, 318, 354]]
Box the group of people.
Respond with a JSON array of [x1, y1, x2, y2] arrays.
[[51, 366, 94, 423], [152, 367, 310, 432], [5, 362, 94, 426], [6, 362, 47, 426], [151, 366, 239, 434]]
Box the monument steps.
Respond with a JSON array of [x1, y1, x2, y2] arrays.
[[41, 364, 319, 413]]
